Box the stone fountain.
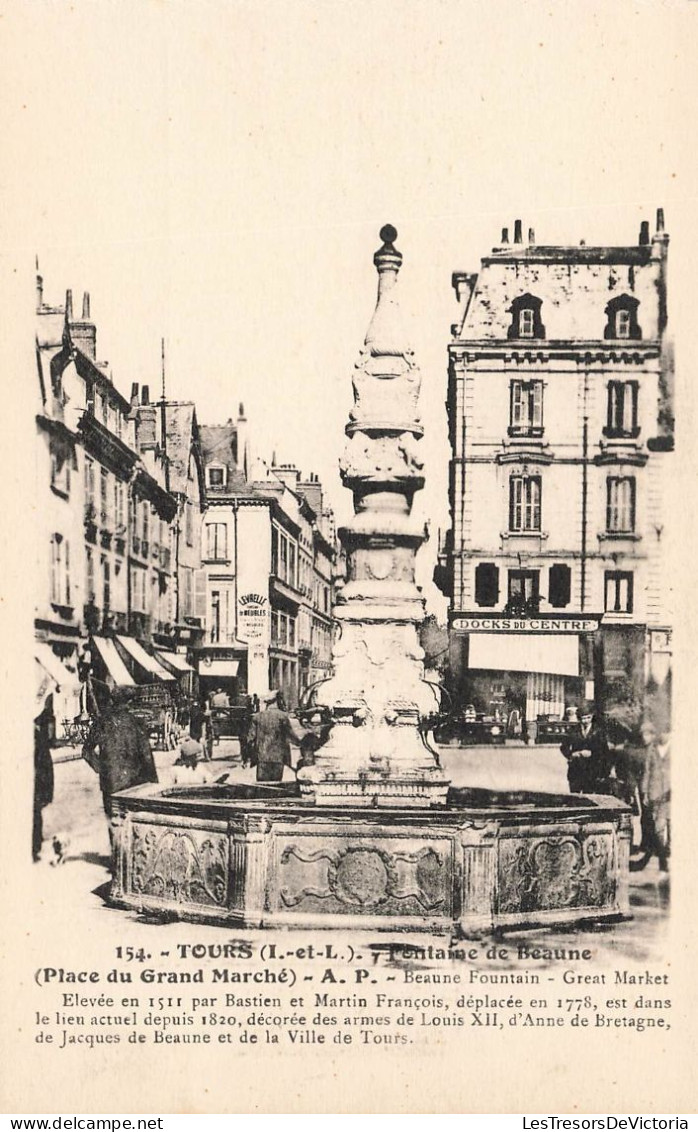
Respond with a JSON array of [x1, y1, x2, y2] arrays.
[[111, 228, 631, 936]]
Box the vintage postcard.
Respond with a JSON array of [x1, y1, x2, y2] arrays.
[[1, 0, 696, 1116]]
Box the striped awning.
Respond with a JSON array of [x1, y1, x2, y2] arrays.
[[155, 649, 194, 674], [116, 636, 174, 681], [91, 636, 136, 687], [35, 642, 80, 690]]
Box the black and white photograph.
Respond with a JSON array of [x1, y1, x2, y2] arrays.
[[1, 0, 696, 1117]]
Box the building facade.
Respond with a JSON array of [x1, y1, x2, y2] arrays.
[[435, 213, 673, 736], [35, 280, 204, 726], [199, 423, 337, 707]]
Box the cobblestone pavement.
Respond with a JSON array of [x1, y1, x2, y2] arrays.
[[32, 737, 669, 965]]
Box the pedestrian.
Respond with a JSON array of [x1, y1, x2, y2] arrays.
[[560, 703, 613, 794], [172, 736, 212, 786], [82, 688, 158, 846], [247, 690, 306, 783], [298, 710, 332, 770], [202, 698, 214, 761], [210, 686, 230, 708], [239, 695, 257, 769], [639, 721, 671, 872], [189, 699, 205, 742], [33, 694, 55, 862]]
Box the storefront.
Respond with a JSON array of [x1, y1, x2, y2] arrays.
[[450, 614, 599, 734], [196, 645, 248, 704]]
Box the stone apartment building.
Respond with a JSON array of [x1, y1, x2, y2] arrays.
[[35, 280, 205, 726], [435, 212, 673, 736], [199, 419, 337, 707]]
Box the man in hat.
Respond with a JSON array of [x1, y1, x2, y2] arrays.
[[560, 703, 613, 794], [82, 687, 158, 842], [247, 690, 307, 782]]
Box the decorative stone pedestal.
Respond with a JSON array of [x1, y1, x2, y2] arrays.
[[111, 784, 631, 936], [298, 225, 449, 808]]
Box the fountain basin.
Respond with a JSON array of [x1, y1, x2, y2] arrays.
[[110, 784, 631, 936]]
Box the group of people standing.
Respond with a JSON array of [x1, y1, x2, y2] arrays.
[[561, 704, 671, 873], [33, 688, 669, 875]]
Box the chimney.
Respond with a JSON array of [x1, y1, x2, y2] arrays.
[[130, 383, 139, 407], [528, 228, 535, 244], [141, 386, 150, 405], [514, 220, 523, 244], [273, 464, 301, 492], [639, 220, 650, 246], [656, 208, 665, 234], [299, 475, 323, 515], [70, 289, 96, 360], [65, 290, 73, 320], [501, 227, 509, 244], [236, 402, 249, 478], [36, 269, 43, 310]]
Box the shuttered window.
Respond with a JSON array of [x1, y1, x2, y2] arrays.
[[606, 381, 639, 436], [509, 475, 541, 532], [606, 477, 636, 533], [475, 563, 499, 607], [510, 381, 543, 435], [549, 564, 571, 608]]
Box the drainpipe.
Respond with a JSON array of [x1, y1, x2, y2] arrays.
[[233, 500, 239, 640], [580, 370, 589, 612]]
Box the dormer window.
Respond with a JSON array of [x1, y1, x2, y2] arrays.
[[207, 463, 227, 489], [604, 294, 641, 341], [507, 294, 545, 341]]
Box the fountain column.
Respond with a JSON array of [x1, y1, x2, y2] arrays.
[[298, 226, 449, 807]]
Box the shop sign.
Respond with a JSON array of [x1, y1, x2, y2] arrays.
[[452, 616, 598, 634], [237, 592, 269, 641]]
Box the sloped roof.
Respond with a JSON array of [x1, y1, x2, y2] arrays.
[[199, 422, 248, 494]]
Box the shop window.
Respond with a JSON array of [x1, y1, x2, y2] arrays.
[[205, 522, 227, 561], [605, 381, 639, 438], [475, 563, 499, 607], [548, 564, 571, 608], [509, 380, 544, 437], [604, 294, 641, 341], [604, 571, 633, 614], [507, 294, 545, 341], [507, 570, 540, 615], [509, 475, 541, 532], [606, 477, 636, 534]]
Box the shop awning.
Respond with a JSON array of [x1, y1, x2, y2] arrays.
[[199, 659, 240, 677], [154, 650, 194, 675], [116, 636, 174, 681], [91, 636, 136, 687], [35, 642, 80, 690], [468, 632, 580, 677]]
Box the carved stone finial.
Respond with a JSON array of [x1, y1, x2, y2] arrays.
[[374, 224, 402, 274]]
